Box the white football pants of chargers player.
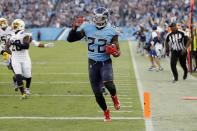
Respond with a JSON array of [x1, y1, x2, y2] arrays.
[[10, 31, 32, 78]]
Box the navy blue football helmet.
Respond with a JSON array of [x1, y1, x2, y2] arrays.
[[93, 7, 109, 29]]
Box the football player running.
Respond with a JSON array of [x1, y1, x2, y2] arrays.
[[67, 7, 120, 122], [5, 19, 32, 99], [1, 18, 54, 94]]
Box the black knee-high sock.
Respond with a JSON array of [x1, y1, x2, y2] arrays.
[[25, 78, 31, 89], [95, 94, 107, 111], [18, 86, 25, 95], [104, 81, 116, 96], [15, 74, 24, 95]]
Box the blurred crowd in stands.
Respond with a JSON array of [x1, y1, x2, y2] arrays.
[[1, 0, 197, 28], [0, 0, 57, 28]]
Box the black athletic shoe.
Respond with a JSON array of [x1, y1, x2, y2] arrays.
[[183, 72, 188, 80]]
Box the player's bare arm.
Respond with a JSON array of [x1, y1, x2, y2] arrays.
[[23, 35, 32, 44], [37, 43, 51, 48], [5, 39, 11, 54], [105, 35, 120, 57], [110, 35, 120, 57]]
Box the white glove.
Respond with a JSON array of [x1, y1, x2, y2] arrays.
[[44, 43, 54, 48]]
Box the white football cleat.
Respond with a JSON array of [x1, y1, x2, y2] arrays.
[[25, 89, 31, 96]]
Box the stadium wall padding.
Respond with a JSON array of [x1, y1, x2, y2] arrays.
[[28, 28, 64, 41], [27, 27, 137, 41]]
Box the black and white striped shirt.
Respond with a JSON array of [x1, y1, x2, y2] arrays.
[[165, 30, 188, 51]]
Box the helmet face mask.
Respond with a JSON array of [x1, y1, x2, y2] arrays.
[[13, 22, 20, 30], [11, 19, 25, 31], [0, 18, 8, 29], [93, 7, 109, 29]]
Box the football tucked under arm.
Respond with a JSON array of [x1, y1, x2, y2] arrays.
[[106, 44, 119, 57], [106, 35, 120, 57]]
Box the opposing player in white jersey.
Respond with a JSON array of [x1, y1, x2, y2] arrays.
[[0, 18, 12, 61], [5, 19, 32, 99], [1, 18, 54, 96], [6, 19, 54, 99]]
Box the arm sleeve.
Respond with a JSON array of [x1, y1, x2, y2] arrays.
[[67, 29, 83, 42], [15, 42, 29, 49], [31, 40, 40, 47]]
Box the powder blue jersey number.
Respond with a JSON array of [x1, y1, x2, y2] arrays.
[[81, 22, 118, 61]]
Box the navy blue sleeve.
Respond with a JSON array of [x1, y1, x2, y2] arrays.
[[67, 29, 83, 42], [15, 42, 29, 49]]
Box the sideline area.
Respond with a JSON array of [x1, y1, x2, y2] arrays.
[[129, 41, 197, 131]]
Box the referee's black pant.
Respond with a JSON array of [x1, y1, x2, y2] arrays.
[[170, 50, 188, 81]]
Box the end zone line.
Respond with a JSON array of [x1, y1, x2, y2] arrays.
[[0, 116, 143, 120], [129, 41, 154, 131]]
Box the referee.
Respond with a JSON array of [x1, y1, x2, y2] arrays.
[[165, 22, 191, 83]]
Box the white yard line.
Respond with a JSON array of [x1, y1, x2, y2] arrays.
[[119, 92, 130, 94], [0, 116, 143, 120], [129, 41, 154, 131], [107, 102, 132, 104], [105, 98, 132, 100], [0, 81, 132, 84], [117, 89, 131, 91], [108, 106, 132, 108], [0, 94, 128, 97], [117, 84, 131, 85], [0, 72, 131, 76], [0, 72, 89, 75], [0, 81, 89, 84]]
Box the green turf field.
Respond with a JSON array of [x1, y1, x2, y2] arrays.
[[0, 41, 145, 131]]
